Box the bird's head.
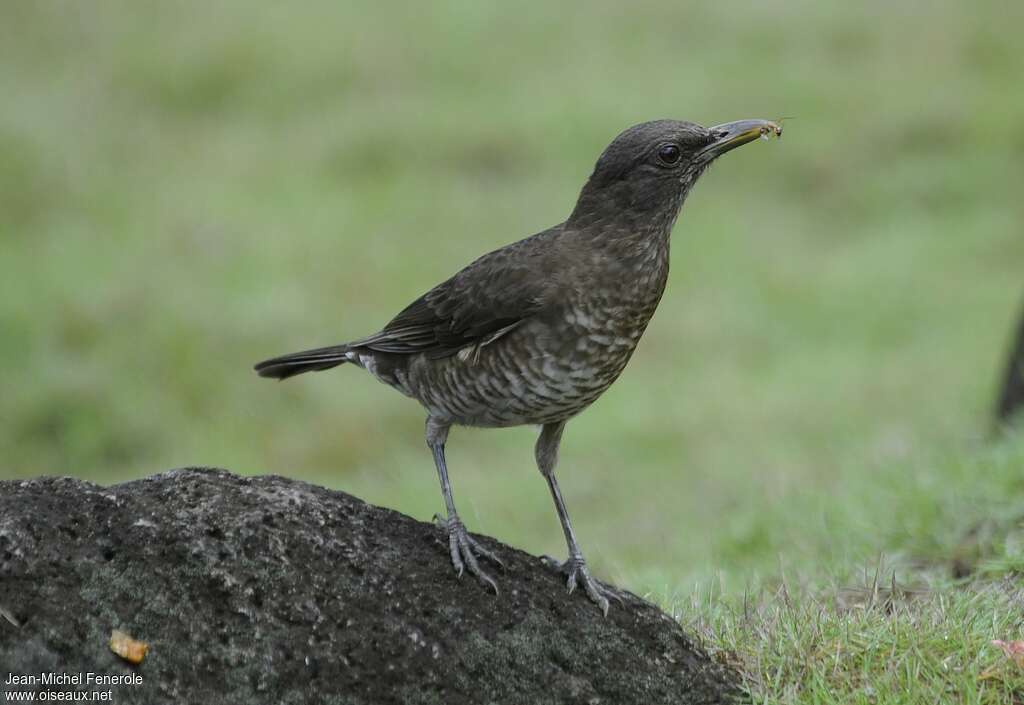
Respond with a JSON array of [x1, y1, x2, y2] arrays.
[[569, 118, 781, 232]]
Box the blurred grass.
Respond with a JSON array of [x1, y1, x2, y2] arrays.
[[681, 436, 1024, 703], [2, 3, 1024, 697]]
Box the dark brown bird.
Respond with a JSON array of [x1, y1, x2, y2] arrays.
[[996, 296, 1024, 426], [255, 118, 781, 613]]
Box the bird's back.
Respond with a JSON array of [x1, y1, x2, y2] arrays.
[[352, 222, 672, 427]]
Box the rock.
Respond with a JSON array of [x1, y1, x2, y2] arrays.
[[0, 468, 740, 704]]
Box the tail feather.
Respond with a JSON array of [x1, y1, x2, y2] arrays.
[[254, 344, 352, 380]]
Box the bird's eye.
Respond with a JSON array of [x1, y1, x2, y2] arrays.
[[657, 144, 681, 165]]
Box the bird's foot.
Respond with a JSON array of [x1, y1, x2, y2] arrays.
[[433, 514, 503, 594], [542, 554, 623, 616]]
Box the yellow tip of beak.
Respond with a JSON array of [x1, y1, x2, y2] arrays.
[[699, 119, 783, 160]]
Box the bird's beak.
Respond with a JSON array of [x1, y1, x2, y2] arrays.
[[696, 119, 782, 162]]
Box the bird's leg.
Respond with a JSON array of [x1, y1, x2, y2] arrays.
[[535, 421, 622, 616], [426, 417, 502, 593]]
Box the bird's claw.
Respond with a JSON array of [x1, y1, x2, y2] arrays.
[[542, 554, 623, 616], [434, 514, 503, 593]]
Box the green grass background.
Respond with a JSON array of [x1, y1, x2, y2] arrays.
[[2, 2, 1023, 701]]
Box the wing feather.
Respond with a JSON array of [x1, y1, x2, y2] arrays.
[[353, 228, 562, 359]]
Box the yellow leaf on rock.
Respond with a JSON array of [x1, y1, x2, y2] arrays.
[[109, 629, 149, 664]]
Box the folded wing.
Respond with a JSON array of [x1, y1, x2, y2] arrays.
[[354, 229, 561, 359]]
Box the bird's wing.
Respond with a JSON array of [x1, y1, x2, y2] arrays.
[[353, 230, 561, 359]]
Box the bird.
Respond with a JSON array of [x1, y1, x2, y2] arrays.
[[996, 296, 1024, 426], [255, 118, 782, 614]]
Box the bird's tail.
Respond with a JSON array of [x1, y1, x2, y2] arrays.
[[254, 344, 353, 380]]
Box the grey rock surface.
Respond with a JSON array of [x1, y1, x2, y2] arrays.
[[0, 468, 739, 704]]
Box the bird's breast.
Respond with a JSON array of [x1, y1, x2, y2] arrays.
[[399, 247, 671, 428]]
